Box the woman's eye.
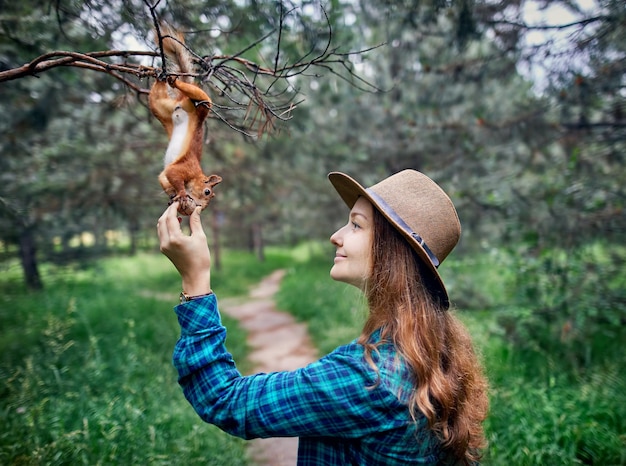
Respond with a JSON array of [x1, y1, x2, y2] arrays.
[[351, 222, 360, 230]]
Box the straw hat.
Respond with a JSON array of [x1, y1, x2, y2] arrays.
[[328, 169, 461, 308]]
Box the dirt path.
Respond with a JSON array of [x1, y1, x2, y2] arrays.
[[219, 269, 318, 466]]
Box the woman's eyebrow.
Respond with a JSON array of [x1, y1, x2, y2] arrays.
[[350, 210, 369, 221]]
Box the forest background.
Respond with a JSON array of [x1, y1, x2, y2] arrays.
[[0, 0, 625, 464]]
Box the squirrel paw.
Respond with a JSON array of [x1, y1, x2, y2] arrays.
[[169, 194, 197, 216]]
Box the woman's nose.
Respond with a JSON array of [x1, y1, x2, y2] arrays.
[[330, 227, 342, 246]]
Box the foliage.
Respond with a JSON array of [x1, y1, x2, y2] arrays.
[[465, 312, 626, 466], [497, 244, 626, 373], [0, 250, 287, 465]]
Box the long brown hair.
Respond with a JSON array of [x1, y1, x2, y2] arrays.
[[359, 208, 489, 465]]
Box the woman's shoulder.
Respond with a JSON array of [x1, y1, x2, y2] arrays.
[[324, 330, 400, 363], [323, 330, 389, 360], [322, 331, 413, 391]]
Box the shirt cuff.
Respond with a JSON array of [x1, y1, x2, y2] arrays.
[[174, 293, 221, 335]]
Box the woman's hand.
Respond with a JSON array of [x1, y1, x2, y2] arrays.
[[157, 202, 212, 296]]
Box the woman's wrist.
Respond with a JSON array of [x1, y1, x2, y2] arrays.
[[181, 273, 211, 297]]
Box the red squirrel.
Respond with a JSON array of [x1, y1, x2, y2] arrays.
[[149, 27, 222, 216]]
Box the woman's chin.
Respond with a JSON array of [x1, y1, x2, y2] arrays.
[[330, 269, 365, 290], [329, 266, 346, 284]]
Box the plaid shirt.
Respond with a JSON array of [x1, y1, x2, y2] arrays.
[[173, 294, 446, 465]]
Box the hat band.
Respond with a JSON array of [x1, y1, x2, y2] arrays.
[[366, 188, 440, 268]]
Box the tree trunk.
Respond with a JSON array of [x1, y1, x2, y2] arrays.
[[18, 226, 43, 290], [252, 222, 265, 262]]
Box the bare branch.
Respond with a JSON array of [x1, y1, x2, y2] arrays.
[[487, 15, 611, 31], [1, 2, 382, 135], [0, 50, 158, 84]]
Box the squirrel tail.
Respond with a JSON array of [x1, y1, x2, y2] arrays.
[[157, 24, 194, 83]]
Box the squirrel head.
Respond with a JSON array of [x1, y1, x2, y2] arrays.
[[181, 174, 223, 215]]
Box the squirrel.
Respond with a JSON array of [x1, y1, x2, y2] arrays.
[[148, 26, 222, 216]]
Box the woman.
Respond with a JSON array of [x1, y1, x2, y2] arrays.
[[157, 169, 489, 465]]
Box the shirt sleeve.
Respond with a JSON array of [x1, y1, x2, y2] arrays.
[[172, 294, 411, 440]]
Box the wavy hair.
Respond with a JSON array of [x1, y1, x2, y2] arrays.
[[359, 208, 489, 465]]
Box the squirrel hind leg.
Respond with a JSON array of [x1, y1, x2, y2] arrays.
[[159, 170, 195, 215]]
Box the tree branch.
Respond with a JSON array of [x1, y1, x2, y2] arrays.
[[488, 15, 611, 32], [1, 3, 382, 136], [0, 50, 158, 84]]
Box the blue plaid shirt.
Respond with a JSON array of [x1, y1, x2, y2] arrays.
[[173, 294, 446, 465]]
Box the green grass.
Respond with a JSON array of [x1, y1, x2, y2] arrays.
[[460, 312, 626, 465], [0, 250, 289, 466]]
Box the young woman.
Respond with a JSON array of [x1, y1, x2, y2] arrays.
[[157, 169, 489, 465]]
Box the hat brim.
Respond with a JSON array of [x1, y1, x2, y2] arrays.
[[328, 171, 450, 309]]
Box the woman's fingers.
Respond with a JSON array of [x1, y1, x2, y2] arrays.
[[188, 206, 206, 239], [157, 202, 182, 251]]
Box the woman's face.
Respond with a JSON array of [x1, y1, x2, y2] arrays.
[[329, 197, 374, 289]]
